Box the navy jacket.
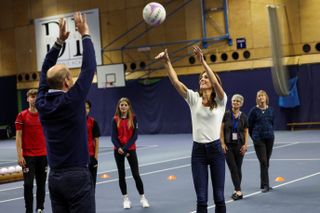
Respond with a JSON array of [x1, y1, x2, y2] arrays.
[[36, 36, 96, 169]]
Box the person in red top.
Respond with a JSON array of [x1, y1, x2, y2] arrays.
[[85, 100, 100, 189], [111, 97, 150, 209], [15, 89, 47, 213]]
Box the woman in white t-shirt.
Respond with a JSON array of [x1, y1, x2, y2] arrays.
[[155, 46, 227, 213]]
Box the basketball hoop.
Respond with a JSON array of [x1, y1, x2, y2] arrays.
[[105, 81, 114, 88]]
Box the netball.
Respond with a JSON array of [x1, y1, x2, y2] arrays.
[[142, 2, 166, 26]]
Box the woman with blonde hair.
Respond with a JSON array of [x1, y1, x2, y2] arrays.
[[111, 97, 150, 209], [248, 90, 275, 193]]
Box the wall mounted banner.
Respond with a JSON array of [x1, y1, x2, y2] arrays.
[[34, 8, 102, 71]]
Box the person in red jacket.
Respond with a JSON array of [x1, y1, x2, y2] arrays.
[[15, 89, 47, 213], [111, 97, 150, 209], [85, 100, 100, 188]]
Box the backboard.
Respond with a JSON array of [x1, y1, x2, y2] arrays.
[[96, 64, 126, 88]]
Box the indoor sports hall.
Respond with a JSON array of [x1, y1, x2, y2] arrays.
[[0, 0, 320, 213]]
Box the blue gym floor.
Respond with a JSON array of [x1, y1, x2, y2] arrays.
[[1, 130, 320, 213]]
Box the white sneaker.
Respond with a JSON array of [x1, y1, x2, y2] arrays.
[[37, 209, 43, 213], [140, 196, 150, 208], [123, 196, 131, 209]]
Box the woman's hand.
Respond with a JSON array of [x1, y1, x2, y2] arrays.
[[118, 147, 124, 155], [193, 45, 205, 64], [221, 143, 228, 154], [155, 49, 170, 63], [240, 144, 248, 155]]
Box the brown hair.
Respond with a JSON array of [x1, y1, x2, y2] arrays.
[[198, 71, 222, 110], [26, 89, 38, 97], [256, 90, 269, 105], [114, 97, 134, 129]]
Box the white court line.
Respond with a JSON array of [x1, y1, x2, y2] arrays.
[[97, 154, 191, 175], [0, 164, 190, 203], [0, 161, 16, 165], [0, 155, 193, 193], [0, 142, 299, 193], [0, 141, 312, 202], [189, 171, 320, 213], [245, 158, 320, 161], [97, 164, 190, 185]]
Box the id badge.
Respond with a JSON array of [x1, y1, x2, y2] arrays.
[[232, 133, 238, 140]]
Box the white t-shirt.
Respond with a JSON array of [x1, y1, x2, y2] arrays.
[[185, 89, 227, 143]]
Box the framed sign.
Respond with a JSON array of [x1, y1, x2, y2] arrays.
[[236, 37, 246, 49], [34, 9, 102, 70]]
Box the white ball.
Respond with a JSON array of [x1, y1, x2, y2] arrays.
[[15, 165, 22, 172], [8, 166, 16, 173], [142, 2, 166, 26], [0, 167, 8, 175]]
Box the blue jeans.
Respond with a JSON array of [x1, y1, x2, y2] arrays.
[[192, 140, 226, 213], [48, 167, 95, 213]]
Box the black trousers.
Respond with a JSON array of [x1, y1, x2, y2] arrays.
[[89, 156, 98, 189], [253, 138, 274, 188], [114, 150, 144, 195], [225, 143, 244, 191], [23, 156, 47, 213]]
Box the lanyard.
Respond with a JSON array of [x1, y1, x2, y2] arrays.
[[232, 112, 241, 131]]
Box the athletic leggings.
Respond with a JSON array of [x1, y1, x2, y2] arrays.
[[114, 150, 144, 195], [23, 156, 47, 213]]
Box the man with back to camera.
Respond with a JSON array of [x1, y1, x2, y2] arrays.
[[35, 12, 96, 213]]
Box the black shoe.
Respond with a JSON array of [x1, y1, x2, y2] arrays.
[[232, 193, 243, 200], [231, 192, 236, 198], [261, 186, 270, 193]]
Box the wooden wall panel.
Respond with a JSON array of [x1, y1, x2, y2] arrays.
[[15, 26, 32, 74], [105, 0, 125, 12], [74, 0, 92, 11], [205, 0, 226, 38], [28, 25, 37, 72], [42, 0, 58, 17], [0, 1, 14, 30], [125, 7, 147, 47], [228, 0, 252, 49], [13, 0, 30, 27], [57, 0, 74, 14], [166, 18, 186, 41], [282, 0, 300, 45], [90, 0, 107, 13], [1, 29, 17, 76], [30, 0, 43, 19], [185, 0, 201, 40], [2, 0, 320, 79], [103, 10, 128, 63], [300, 0, 320, 42], [125, 0, 145, 8], [250, 1, 269, 48]]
